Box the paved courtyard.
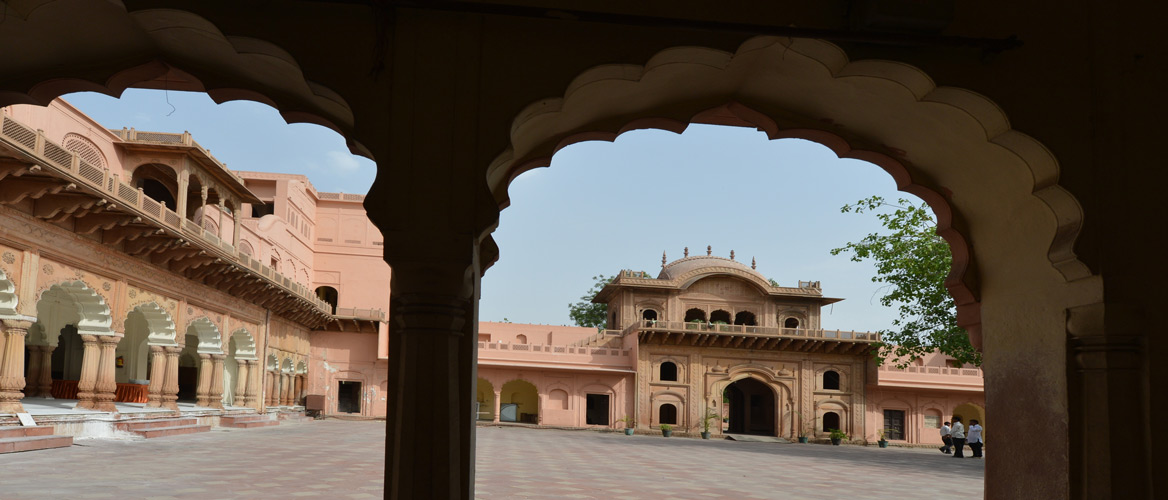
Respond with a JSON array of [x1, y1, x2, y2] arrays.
[[0, 421, 983, 499]]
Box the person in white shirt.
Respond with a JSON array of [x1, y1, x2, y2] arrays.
[[939, 421, 952, 454], [950, 416, 966, 458], [967, 419, 983, 458]]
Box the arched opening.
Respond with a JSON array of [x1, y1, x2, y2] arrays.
[[49, 324, 83, 383], [822, 370, 841, 390], [514, 334, 527, 345], [500, 379, 538, 424], [954, 403, 986, 441], [724, 378, 776, 436], [475, 378, 495, 421], [684, 308, 706, 323], [783, 318, 800, 329], [658, 403, 678, 425], [224, 335, 241, 406], [822, 411, 841, 432], [734, 311, 756, 326], [32, 281, 114, 404], [659, 361, 678, 382], [315, 286, 339, 314], [177, 334, 199, 402], [118, 308, 152, 385], [709, 310, 731, 324], [641, 309, 658, 322], [548, 389, 569, 410], [130, 164, 178, 211]]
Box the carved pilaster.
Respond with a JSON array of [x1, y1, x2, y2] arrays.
[[145, 345, 167, 407], [0, 319, 32, 413], [233, 359, 249, 407], [74, 334, 101, 409], [93, 334, 121, 412], [243, 360, 259, 408]]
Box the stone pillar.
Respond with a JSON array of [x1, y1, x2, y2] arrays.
[[264, 370, 274, 408], [24, 345, 43, 397], [492, 390, 501, 424], [217, 201, 226, 238], [293, 375, 303, 406], [281, 372, 291, 406], [93, 334, 121, 412], [162, 346, 180, 411], [176, 174, 189, 219], [244, 360, 260, 408], [145, 345, 167, 408], [195, 353, 213, 407], [208, 354, 225, 409], [234, 360, 249, 408], [74, 334, 101, 409], [0, 319, 31, 413], [232, 207, 242, 246], [34, 345, 53, 398]]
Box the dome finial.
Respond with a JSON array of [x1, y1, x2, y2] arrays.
[[730, 250, 735, 261], [752, 257, 757, 269], [662, 251, 667, 268], [683, 247, 689, 258], [707, 245, 712, 256]]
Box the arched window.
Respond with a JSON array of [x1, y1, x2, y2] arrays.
[[734, 311, 756, 326], [710, 310, 731, 324], [659, 361, 678, 382], [642, 309, 658, 321], [684, 308, 706, 322], [515, 334, 527, 345], [62, 133, 107, 169], [784, 317, 800, 329], [315, 286, 338, 314], [823, 370, 841, 390], [549, 389, 569, 410], [130, 164, 179, 211], [822, 411, 841, 432], [659, 403, 678, 425]]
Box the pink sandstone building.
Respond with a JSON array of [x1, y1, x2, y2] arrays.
[[0, 98, 981, 449]]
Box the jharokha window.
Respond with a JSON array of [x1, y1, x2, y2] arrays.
[[823, 370, 841, 390], [659, 361, 678, 382]]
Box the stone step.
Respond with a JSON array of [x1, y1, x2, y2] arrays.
[[114, 418, 197, 431], [132, 424, 211, 439], [0, 435, 73, 454], [0, 426, 54, 439], [221, 420, 279, 429], [219, 415, 273, 425]]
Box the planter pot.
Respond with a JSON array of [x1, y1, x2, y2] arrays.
[[878, 440, 888, 448], [624, 428, 634, 436], [830, 438, 842, 446], [662, 430, 673, 437], [798, 436, 809, 444], [701, 432, 711, 440]]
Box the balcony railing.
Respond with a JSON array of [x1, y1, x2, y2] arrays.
[[333, 307, 386, 321], [1, 114, 332, 315], [621, 319, 880, 341], [878, 364, 983, 378], [479, 341, 629, 358]]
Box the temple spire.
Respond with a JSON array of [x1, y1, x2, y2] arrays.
[[707, 245, 712, 256], [730, 250, 735, 260], [752, 257, 757, 269], [662, 251, 667, 268], [683, 247, 689, 258]]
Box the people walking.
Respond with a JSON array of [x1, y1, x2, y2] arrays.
[[967, 419, 983, 458], [950, 416, 966, 458], [939, 421, 952, 454]]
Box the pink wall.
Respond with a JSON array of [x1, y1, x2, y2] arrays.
[[309, 330, 388, 417]]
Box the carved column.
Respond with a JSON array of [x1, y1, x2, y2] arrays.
[[145, 345, 167, 407], [264, 370, 274, 408], [195, 353, 213, 407], [233, 359, 249, 408], [208, 354, 225, 409], [0, 319, 31, 413], [217, 200, 226, 239], [162, 346, 180, 411], [243, 360, 259, 408], [492, 390, 501, 424], [293, 375, 303, 406], [232, 207, 242, 246], [74, 334, 101, 409], [24, 344, 43, 397], [281, 372, 291, 406], [34, 345, 53, 398], [93, 334, 121, 412]]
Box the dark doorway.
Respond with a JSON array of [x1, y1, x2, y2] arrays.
[[315, 286, 339, 314], [659, 403, 677, 425], [724, 378, 776, 436], [734, 311, 756, 326], [178, 365, 198, 401], [684, 308, 706, 322], [823, 411, 841, 432], [586, 394, 610, 425], [660, 361, 678, 381], [338, 380, 362, 413], [883, 409, 906, 440], [139, 178, 176, 210]]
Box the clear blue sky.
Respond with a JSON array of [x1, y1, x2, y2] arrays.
[[64, 89, 923, 333]]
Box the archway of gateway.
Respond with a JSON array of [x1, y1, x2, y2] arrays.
[[0, 3, 1157, 499]]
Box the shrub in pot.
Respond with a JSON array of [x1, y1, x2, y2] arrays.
[[828, 428, 848, 446], [877, 428, 891, 448], [700, 407, 719, 440], [618, 415, 635, 436], [660, 424, 673, 437]]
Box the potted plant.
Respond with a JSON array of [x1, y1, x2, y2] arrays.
[[618, 415, 635, 436], [793, 410, 814, 443], [660, 424, 673, 437], [828, 428, 848, 446], [700, 407, 719, 439], [877, 428, 891, 448]]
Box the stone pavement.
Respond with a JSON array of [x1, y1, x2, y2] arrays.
[[0, 421, 983, 499], [475, 427, 984, 500]]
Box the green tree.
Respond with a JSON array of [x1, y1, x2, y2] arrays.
[[568, 274, 614, 330], [831, 196, 981, 368]]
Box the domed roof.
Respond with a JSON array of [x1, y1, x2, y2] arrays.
[[657, 255, 768, 282]]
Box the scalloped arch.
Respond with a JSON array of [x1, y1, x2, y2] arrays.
[[491, 36, 1093, 347], [230, 328, 258, 360], [0, 269, 18, 317], [129, 301, 177, 346], [37, 280, 113, 339], [0, 4, 371, 160], [185, 316, 222, 354]]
